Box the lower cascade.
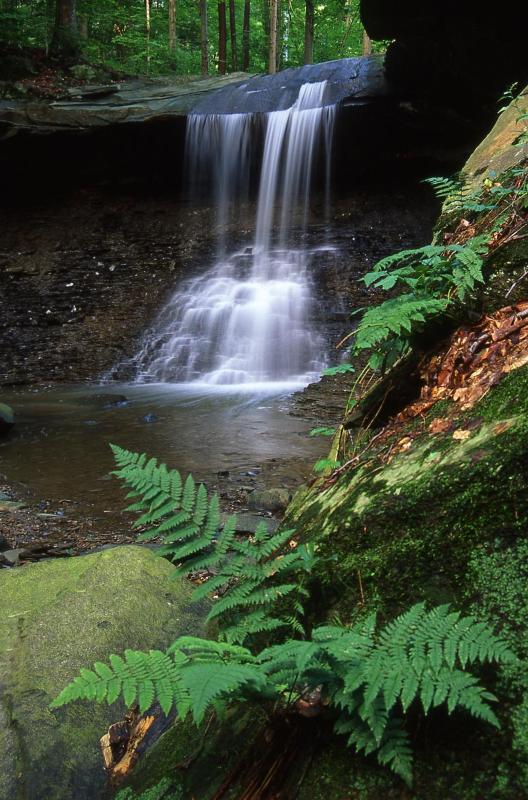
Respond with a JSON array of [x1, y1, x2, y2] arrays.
[[134, 80, 336, 386]]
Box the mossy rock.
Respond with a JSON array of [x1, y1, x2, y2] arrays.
[[462, 85, 528, 191], [289, 367, 528, 617], [0, 402, 14, 436], [280, 366, 528, 797], [0, 546, 207, 800]]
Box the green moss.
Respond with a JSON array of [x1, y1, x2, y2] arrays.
[[0, 546, 208, 800], [290, 366, 528, 616]]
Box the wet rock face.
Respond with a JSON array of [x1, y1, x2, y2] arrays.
[[361, 0, 528, 112], [0, 184, 437, 387], [0, 193, 219, 385]]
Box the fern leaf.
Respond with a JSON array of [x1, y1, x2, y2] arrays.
[[181, 662, 263, 724]]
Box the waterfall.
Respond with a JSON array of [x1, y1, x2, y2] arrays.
[[134, 80, 336, 387]]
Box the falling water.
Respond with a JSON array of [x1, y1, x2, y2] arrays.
[[134, 80, 336, 387]]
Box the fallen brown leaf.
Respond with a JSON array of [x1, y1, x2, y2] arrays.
[[429, 418, 453, 434]]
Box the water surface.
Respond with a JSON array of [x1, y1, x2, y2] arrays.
[[0, 383, 325, 527]]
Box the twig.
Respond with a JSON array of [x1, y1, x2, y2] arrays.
[[506, 267, 528, 297], [320, 429, 386, 487], [357, 570, 366, 606]]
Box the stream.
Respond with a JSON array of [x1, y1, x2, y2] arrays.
[[0, 383, 326, 544]]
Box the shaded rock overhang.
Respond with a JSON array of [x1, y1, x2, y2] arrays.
[[360, 0, 528, 112], [0, 56, 499, 196]]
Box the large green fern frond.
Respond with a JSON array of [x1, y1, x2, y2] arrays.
[[110, 446, 313, 646], [51, 647, 192, 717]]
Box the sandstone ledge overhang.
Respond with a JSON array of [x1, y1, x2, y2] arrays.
[[0, 57, 387, 140]]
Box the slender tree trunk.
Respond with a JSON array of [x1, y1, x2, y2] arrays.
[[50, 0, 79, 60], [79, 15, 88, 39], [200, 0, 209, 74], [168, 0, 176, 53], [242, 0, 250, 70], [260, 0, 269, 66], [145, 0, 151, 73], [303, 0, 313, 64], [218, 0, 227, 74], [362, 29, 372, 56], [268, 0, 278, 74], [229, 0, 238, 71]]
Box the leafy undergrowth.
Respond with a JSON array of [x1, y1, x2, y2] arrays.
[[0, 43, 127, 100]]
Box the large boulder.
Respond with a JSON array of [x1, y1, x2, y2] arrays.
[[0, 546, 207, 800]]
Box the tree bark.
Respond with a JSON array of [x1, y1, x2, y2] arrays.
[[218, 0, 227, 74], [50, 0, 79, 61], [168, 0, 176, 53], [242, 0, 250, 70], [229, 0, 238, 71], [79, 15, 88, 39], [303, 0, 314, 64], [362, 29, 372, 56], [145, 0, 151, 73], [268, 0, 278, 74], [200, 0, 209, 74]]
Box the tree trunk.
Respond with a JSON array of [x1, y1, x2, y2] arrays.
[[50, 0, 79, 61], [303, 0, 314, 64], [168, 0, 176, 53], [200, 0, 209, 74], [218, 0, 227, 74], [362, 29, 372, 55], [229, 0, 238, 71], [268, 0, 278, 74], [145, 0, 151, 73], [242, 0, 250, 70], [79, 15, 88, 39]]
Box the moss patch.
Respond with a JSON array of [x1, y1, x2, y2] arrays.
[[0, 546, 207, 800]]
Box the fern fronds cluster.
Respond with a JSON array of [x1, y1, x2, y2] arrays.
[[111, 445, 316, 645], [53, 602, 514, 786], [352, 235, 489, 369], [424, 176, 496, 214]]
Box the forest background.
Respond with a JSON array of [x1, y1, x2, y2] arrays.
[[0, 0, 384, 79]]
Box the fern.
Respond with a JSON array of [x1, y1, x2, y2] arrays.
[[352, 232, 489, 369], [51, 647, 192, 716], [110, 445, 315, 646], [54, 602, 515, 787], [424, 175, 496, 214]]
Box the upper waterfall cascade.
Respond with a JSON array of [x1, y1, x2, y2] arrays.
[[134, 79, 337, 386]]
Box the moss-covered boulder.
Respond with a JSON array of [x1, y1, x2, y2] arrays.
[[289, 366, 528, 616], [0, 546, 207, 800], [0, 402, 14, 436]]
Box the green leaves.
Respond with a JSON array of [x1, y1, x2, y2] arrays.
[[322, 364, 356, 376], [110, 446, 314, 647], [52, 595, 513, 789], [350, 229, 491, 369], [309, 426, 337, 437], [55, 447, 516, 788], [51, 648, 191, 717]]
